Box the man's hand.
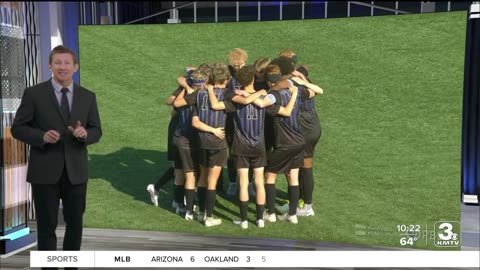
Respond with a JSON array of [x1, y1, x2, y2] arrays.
[[68, 121, 88, 140], [211, 127, 225, 140], [186, 86, 195, 94], [258, 89, 268, 96], [43, 130, 60, 143], [235, 89, 249, 97], [290, 76, 306, 86], [292, 70, 307, 81]]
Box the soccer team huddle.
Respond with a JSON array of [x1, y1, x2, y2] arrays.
[[147, 48, 323, 229]]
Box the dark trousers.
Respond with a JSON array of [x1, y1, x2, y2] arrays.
[[32, 166, 87, 252]]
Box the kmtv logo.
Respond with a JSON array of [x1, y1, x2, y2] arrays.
[[434, 222, 461, 247]]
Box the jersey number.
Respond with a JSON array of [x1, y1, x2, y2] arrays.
[[201, 95, 209, 111]]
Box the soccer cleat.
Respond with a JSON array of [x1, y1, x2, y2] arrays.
[[277, 213, 298, 224], [205, 217, 222, 227], [296, 207, 315, 217], [275, 203, 289, 214], [227, 182, 237, 197], [233, 220, 248, 229], [173, 197, 189, 210], [176, 205, 187, 215], [256, 219, 265, 228], [146, 184, 158, 207], [263, 211, 277, 223], [185, 211, 194, 221], [197, 212, 206, 222], [248, 182, 256, 197]]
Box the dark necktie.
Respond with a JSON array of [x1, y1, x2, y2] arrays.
[[61, 88, 70, 120]]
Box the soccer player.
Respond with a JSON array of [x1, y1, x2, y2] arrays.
[[252, 57, 275, 156], [176, 63, 230, 227], [273, 53, 324, 217], [146, 68, 197, 208], [176, 64, 226, 195], [225, 48, 256, 198], [146, 85, 183, 208], [262, 63, 314, 224], [172, 69, 207, 220], [146, 100, 177, 207], [209, 66, 271, 229]]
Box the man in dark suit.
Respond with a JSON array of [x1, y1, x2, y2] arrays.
[[11, 45, 102, 256]]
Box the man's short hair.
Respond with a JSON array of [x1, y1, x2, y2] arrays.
[[212, 62, 232, 85], [270, 57, 295, 76], [264, 64, 282, 83], [227, 48, 248, 70], [235, 65, 256, 87], [190, 69, 209, 86], [49, 45, 77, 65]]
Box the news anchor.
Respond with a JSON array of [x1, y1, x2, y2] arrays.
[[11, 45, 102, 262]]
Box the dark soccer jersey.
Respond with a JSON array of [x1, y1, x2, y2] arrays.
[[185, 88, 230, 150], [171, 86, 183, 97], [172, 88, 198, 149], [224, 91, 266, 157], [266, 88, 309, 148], [173, 105, 198, 149], [167, 87, 183, 160], [225, 66, 242, 146], [288, 80, 320, 135], [298, 93, 320, 135]]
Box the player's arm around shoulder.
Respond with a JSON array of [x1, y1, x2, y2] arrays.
[[277, 86, 298, 117], [207, 85, 226, 110], [252, 89, 276, 108]]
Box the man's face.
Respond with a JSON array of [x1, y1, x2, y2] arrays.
[[49, 53, 78, 84]]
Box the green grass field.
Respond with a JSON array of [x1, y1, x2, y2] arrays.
[[78, 11, 466, 249]]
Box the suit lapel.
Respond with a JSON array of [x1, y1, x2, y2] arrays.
[[46, 79, 68, 124]]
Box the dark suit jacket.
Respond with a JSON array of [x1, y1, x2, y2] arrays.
[[11, 79, 102, 185]]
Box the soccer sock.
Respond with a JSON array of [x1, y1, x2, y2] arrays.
[[206, 190, 216, 217], [256, 204, 265, 221], [265, 184, 276, 215], [154, 166, 175, 191], [185, 189, 195, 213], [173, 184, 185, 207], [299, 168, 305, 201], [240, 201, 248, 222], [288, 185, 300, 216], [227, 158, 237, 183], [302, 168, 314, 204], [197, 187, 207, 212]]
